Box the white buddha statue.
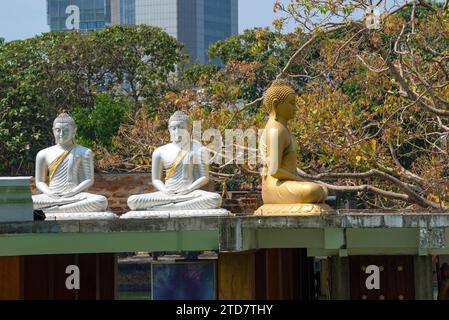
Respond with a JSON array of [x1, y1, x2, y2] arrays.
[[32, 113, 117, 220], [122, 111, 229, 218]]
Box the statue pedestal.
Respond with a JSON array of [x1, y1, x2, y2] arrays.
[[120, 209, 231, 219], [44, 211, 118, 221], [0, 177, 34, 222], [254, 203, 334, 216]]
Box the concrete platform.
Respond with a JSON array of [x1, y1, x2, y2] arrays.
[[0, 210, 447, 256]]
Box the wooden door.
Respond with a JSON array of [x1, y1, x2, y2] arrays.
[[0, 256, 22, 299], [23, 253, 116, 300], [349, 255, 415, 300], [255, 248, 315, 300]]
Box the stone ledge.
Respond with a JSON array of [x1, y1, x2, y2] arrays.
[[0, 211, 447, 235], [120, 209, 231, 219], [44, 211, 118, 221]]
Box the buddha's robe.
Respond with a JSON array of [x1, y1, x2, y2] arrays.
[[32, 145, 108, 213]]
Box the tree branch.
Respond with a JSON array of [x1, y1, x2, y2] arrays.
[[296, 168, 443, 209], [277, 34, 318, 79], [388, 143, 426, 185], [385, 58, 449, 116]]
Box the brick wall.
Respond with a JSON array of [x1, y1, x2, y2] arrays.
[[30, 174, 261, 215], [222, 191, 262, 216], [90, 174, 154, 213]]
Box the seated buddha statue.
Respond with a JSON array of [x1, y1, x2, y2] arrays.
[[32, 113, 116, 220], [255, 80, 332, 215], [122, 111, 229, 218]]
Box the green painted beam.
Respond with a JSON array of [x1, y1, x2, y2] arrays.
[[1, 217, 448, 256], [0, 230, 219, 256], [324, 228, 345, 249], [347, 248, 418, 255], [347, 228, 419, 248]]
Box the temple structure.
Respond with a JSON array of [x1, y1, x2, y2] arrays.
[[0, 108, 448, 300]]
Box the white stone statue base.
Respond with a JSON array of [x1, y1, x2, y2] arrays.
[[120, 209, 231, 219], [44, 211, 118, 221]]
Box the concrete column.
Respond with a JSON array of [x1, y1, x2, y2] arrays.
[[330, 256, 351, 300], [414, 256, 434, 300]]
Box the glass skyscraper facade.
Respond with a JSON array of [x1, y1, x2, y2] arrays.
[[47, 0, 112, 31], [135, 0, 238, 63], [120, 0, 136, 25], [47, 0, 238, 63], [203, 0, 237, 62]]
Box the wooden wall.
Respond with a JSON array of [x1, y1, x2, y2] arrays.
[[0, 256, 22, 299], [349, 255, 415, 300], [0, 253, 116, 300], [218, 251, 255, 300], [218, 249, 315, 300]]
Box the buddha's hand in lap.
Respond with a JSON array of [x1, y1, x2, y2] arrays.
[[59, 191, 78, 198], [45, 191, 61, 199], [159, 189, 177, 196], [174, 187, 194, 196], [159, 186, 194, 196]]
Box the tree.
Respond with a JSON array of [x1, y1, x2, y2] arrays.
[[72, 93, 130, 148], [0, 25, 185, 175], [5, 2, 445, 210], [107, 0, 447, 210], [268, 0, 449, 209], [105, 29, 320, 188]]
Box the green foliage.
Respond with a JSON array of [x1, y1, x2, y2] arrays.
[[0, 25, 185, 175], [182, 28, 311, 112], [72, 94, 130, 148], [341, 80, 362, 98], [181, 63, 220, 85]]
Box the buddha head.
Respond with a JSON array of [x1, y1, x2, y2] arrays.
[[263, 79, 297, 121], [168, 111, 191, 145], [53, 113, 77, 146]]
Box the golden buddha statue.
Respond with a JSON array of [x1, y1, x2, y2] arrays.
[[255, 80, 332, 215]]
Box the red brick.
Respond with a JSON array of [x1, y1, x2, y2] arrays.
[[30, 173, 263, 215], [111, 193, 128, 198], [119, 176, 134, 181], [93, 182, 109, 188]]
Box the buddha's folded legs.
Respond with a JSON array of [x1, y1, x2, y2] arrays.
[[127, 192, 182, 210], [262, 176, 328, 204], [32, 192, 108, 213], [128, 190, 222, 211]]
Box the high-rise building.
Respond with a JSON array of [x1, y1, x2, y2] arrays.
[[110, 0, 136, 25], [47, 0, 112, 31], [47, 0, 238, 63]]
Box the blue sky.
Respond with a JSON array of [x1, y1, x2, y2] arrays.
[[0, 0, 286, 42]]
